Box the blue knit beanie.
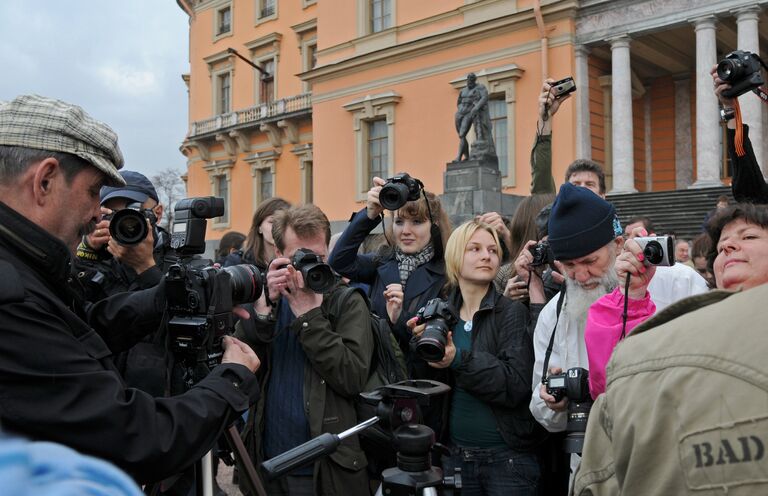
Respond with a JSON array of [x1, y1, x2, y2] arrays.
[[547, 183, 617, 260]]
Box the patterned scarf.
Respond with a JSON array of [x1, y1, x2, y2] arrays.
[[395, 243, 435, 287]]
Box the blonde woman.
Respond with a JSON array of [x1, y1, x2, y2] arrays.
[[409, 220, 544, 496]]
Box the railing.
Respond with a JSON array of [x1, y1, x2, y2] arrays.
[[189, 93, 311, 137]]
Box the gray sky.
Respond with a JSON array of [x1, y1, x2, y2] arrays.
[[0, 1, 190, 179]]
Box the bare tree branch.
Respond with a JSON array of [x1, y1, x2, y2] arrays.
[[151, 168, 186, 229]]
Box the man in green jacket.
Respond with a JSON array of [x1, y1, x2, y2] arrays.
[[236, 204, 373, 496]]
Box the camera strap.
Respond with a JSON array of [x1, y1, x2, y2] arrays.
[[541, 289, 566, 383]]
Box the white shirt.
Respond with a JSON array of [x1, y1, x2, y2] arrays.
[[529, 264, 708, 432]]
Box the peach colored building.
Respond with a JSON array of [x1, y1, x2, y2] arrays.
[[177, 0, 768, 239]]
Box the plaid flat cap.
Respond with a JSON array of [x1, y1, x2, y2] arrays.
[[0, 94, 125, 186]]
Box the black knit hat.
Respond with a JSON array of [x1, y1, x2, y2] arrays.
[[548, 183, 617, 260]]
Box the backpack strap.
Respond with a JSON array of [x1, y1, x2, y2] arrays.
[[331, 285, 380, 378]]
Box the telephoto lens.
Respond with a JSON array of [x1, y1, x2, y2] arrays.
[[414, 299, 458, 362], [223, 264, 263, 305]]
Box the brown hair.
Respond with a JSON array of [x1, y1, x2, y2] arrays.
[[508, 194, 555, 270], [690, 232, 711, 260], [384, 191, 452, 256], [705, 203, 768, 281], [564, 159, 606, 194], [243, 197, 291, 266], [272, 204, 331, 252]]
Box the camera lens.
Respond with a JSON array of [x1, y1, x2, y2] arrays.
[[379, 182, 410, 211], [302, 264, 336, 293], [223, 264, 263, 305], [642, 241, 664, 265], [717, 58, 742, 82], [109, 209, 149, 245], [416, 323, 448, 362]]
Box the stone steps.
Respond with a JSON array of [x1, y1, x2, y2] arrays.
[[606, 186, 733, 240]]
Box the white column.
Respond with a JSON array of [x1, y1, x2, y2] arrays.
[[691, 16, 723, 187], [735, 6, 764, 174], [674, 77, 694, 188], [575, 45, 592, 159], [610, 36, 636, 193]]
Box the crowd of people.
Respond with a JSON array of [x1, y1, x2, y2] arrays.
[[0, 59, 767, 496]]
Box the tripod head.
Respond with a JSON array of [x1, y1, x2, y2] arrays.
[[261, 380, 461, 494]]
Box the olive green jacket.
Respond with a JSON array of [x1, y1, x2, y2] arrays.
[[235, 283, 373, 495], [574, 283, 768, 495], [530, 134, 556, 194]]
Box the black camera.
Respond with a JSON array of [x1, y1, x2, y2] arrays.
[[287, 248, 337, 293], [414, 298, 458, 362], [634, 236, 675, 266], [717, 50, 765, 98], [545, 367, 593, 454], [379, 173, 424, 211], [165, 197, 263, 374], [166, 261, 262, 368], [529, 240, 553, 267], [105, 202, 157, 245]]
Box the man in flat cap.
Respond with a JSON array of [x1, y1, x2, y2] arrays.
[[0, 95, 261, 484]]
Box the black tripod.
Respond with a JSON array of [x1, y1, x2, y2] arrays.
[[261, 380, 461, 496]]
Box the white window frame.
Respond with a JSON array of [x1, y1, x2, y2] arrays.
[[255, 0, 278, 24], [246, 151, 278, 209], [213, 2, 233, 41], [343, 92, 400, 201], [204, 159, 234, 229]]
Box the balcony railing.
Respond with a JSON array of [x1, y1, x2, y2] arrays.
[[189, 93, 311, 137]]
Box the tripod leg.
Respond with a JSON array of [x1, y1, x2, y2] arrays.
[[197, 451, 213, 496], [224, 425, 269, 496]]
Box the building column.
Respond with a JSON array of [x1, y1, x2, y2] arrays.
[[575, 45, 592, 159], [735, 6, 764, 174], [674, 77, 694, 188], [691, 16, 723, 187], [599, 75, 613, 190], [610, 36, 636, 193]]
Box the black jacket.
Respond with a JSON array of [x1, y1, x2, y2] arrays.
[[0, 201, 259, 483], [329, 208, 446, 353], [728, 124, 768, 204], [440, 285, 546, 452]]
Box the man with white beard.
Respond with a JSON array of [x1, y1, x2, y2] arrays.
[[521, 184, 705, 489]]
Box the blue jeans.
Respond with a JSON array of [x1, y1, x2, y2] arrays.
[[442, 446, 539, 496]]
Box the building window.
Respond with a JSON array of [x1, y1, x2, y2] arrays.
[[217, 6, 232, 35], [258, 0, 276, 19], [260, 59, 275, 103], [216, 72, 231, 114], [260, 168, 273, 200], [370, 0, 392, 33], [303, 161, 313, 203], [215, 175, 229, 224], [367, 120, 388, 183], [489, 98, 508, 177]]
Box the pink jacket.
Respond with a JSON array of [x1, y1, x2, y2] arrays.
[[585, 288, 656, 399]]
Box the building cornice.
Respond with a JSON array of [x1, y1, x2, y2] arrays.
[[303, 0, 578, 84], [244, 32, 283, 52], [576, 0, 768, 45]]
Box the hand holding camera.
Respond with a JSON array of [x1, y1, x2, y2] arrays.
[[85, 208, 112, 250], [107, 218, 155, 274], [539, 77, 575, 125], [618, 228, 675, 299], [366, 176, 387, 220], [539, 366, 568, 412]]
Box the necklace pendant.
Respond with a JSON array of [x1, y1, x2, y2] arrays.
[[463, 320, 473, 332]]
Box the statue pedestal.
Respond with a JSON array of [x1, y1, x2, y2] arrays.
[[442, 159, 522, 224]]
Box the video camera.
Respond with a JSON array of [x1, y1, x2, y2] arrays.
[[544, 367, 592, 454], [717, 50, 766, 98], [414, 298, 459, 362], [379, 173, 424, 211], [165, 197, 263, 374]]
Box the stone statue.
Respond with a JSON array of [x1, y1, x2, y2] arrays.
[[454, 72, 496, 164]]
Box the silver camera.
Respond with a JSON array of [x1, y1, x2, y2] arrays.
[[634, 236, 675, 266]]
